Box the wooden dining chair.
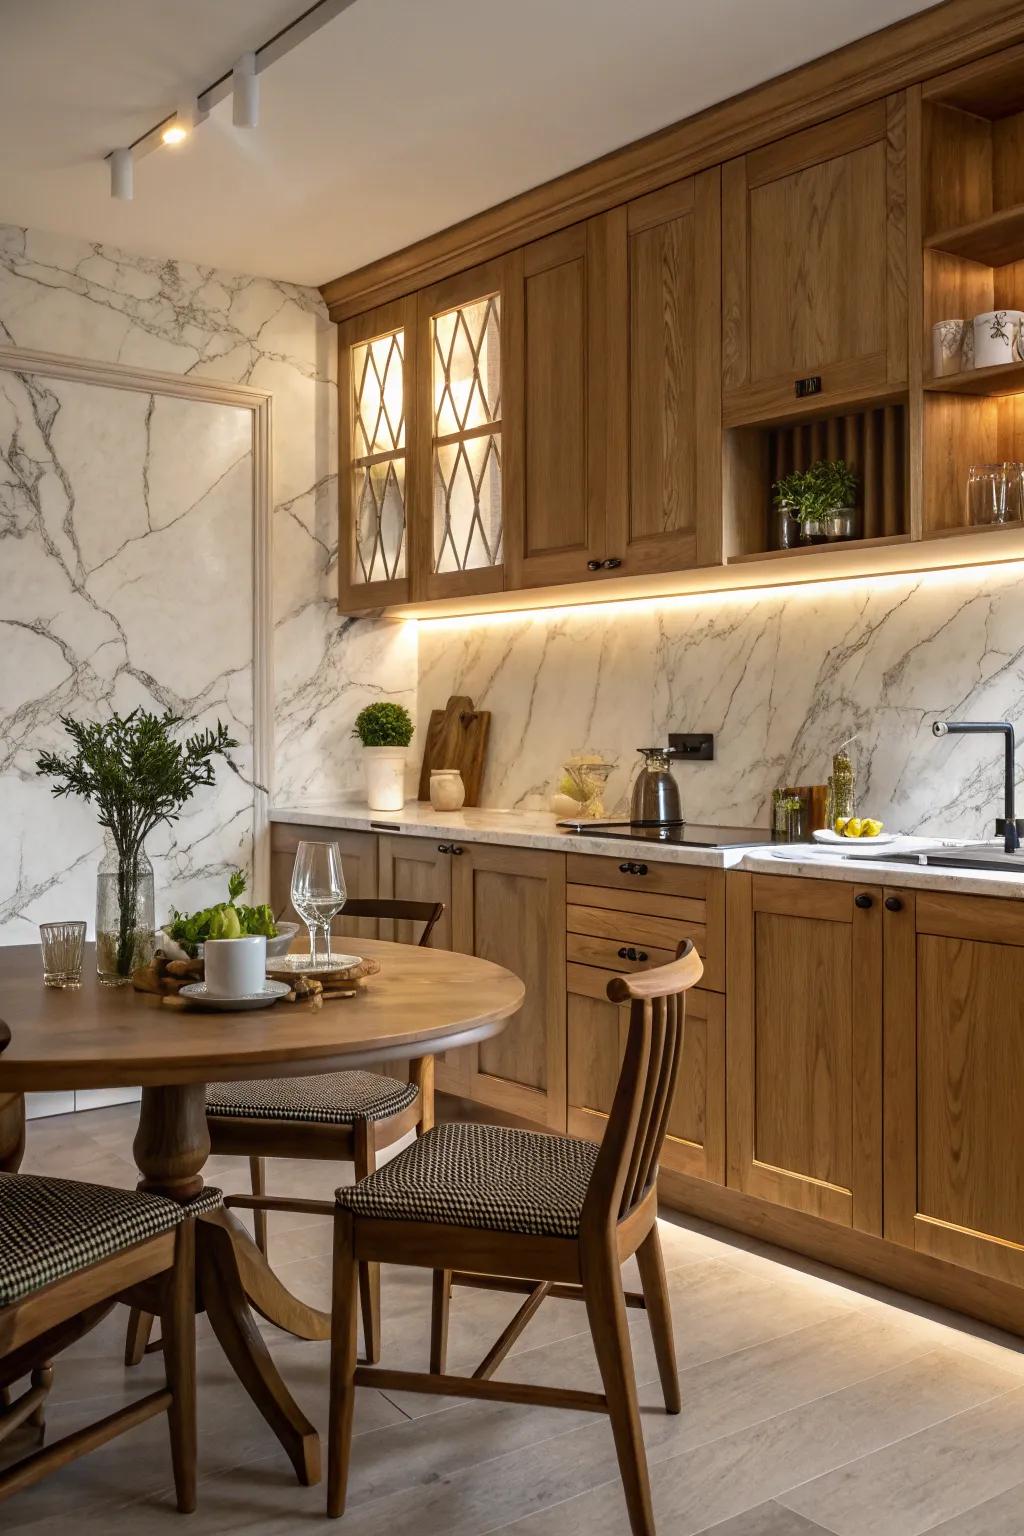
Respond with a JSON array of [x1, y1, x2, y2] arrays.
[[0, 1170, 220, 1511], [326, 940, 703, 1534], [124, 897, 445, 1370]]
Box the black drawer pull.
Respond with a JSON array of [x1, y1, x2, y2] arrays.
[[601, 557, 622, 570], [437, 843, 451, 853], [854, 892, 873, 909], [885, 895, 903, 912], [451, 845, 464, 855], [636, 949, 648, 962], [617, 861, 649, 877], [587, 559, 602, 571], [617, 946, 629, 959]]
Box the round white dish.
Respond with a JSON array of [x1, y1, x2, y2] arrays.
[[178, 979, 291, 1011], [270, 951, 362, 976], [813, 829, 898, 846]]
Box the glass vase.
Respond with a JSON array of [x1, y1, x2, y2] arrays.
[[95, 833, 155, 986]]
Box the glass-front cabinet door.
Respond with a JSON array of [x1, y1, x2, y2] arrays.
[[338, 296, 416, 612], [413, 256, 519, 601]]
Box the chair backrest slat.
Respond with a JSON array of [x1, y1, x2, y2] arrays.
[[581, 942, 703, 1234], [339, 898, 445, 947]]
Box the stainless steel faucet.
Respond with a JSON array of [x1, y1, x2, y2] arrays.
[[932, 719, 1022, 854]]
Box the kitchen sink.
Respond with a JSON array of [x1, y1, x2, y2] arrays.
[[845, 846, 1024, 874]]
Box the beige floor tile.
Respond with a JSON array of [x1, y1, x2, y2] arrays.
[[778, 1383, 1024, 1536], [692, 1503, 833, 1535], [918, 1481, 1024, 1535]]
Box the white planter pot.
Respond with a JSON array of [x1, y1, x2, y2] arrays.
[[363, 746, 406, 811]]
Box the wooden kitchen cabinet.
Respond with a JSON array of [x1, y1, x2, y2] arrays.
[[503, 215, 623, 589], [269, 822, 379, 940], [411, 255, 521, 603], [885, 889, 1024, 1287], [450, 842, 567, 1130], [378, 834, 467, 1093], [722, 98, 908, 426], [567, 963, 724, 1184], [726, 872, 883, 1232]]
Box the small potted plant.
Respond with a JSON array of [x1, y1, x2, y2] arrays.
[[772, 460, 859, 546], [352, 702, 414, 811], [37, 710, 237, 985]]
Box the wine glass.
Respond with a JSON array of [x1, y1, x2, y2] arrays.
[[290, 841, 347, 969]]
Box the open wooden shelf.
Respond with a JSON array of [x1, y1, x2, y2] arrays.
[[926, 203, 1024, 267], [925, 361, 1024, 397], [727, 534, 910, 567]]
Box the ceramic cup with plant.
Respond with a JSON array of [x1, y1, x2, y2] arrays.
[[36, 710, 237, 985], [352, 702, 414, 811], [772, 459, 859, 546]]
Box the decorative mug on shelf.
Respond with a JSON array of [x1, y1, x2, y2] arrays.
[[972, 310, 1024, 369], [931, 318, 972, 377]]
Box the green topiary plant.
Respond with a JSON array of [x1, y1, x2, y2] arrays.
[[773, 460, 858, 524], [352, 702, 415, 747]]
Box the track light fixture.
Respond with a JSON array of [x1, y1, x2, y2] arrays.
[[110, 148, 134, 200], [162, 95, 208, 145], [232, 53, 259, 129]]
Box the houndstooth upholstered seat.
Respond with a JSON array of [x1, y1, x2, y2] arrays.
[[335, 1122, 600, 1239], [0, 1173, 222, 1307], [206, 1071, 419, 1126]]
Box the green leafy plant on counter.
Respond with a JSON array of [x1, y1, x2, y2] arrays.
[[36, 710, 238, 977], [352, 701, 415, 747], [165, 869, 277, 956], [773, 459, 858, 524]]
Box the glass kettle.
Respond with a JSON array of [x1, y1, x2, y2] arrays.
[[629, 747, 681, 824]]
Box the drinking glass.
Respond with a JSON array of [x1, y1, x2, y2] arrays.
[[965, 462, 1024, 526], [290, 841, 347, 969], [39, 921, 86, 989]]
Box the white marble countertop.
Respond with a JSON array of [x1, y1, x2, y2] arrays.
[[270, 802, 1024, 898]]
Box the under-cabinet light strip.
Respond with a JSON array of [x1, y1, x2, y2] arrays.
[[414, 555, 1024, 630]]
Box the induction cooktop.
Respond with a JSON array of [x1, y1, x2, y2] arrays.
[[556, 819, 780, 847]]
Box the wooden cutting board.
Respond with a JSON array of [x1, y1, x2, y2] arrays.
[[417, 694, 491, 806]]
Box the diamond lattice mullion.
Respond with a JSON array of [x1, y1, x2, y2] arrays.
[[353, 344, 375, 459], [379, 333, 404, 452], [433, 448, 462, 574], [463, 434, 500, 569], [434, 315, 461, 436]]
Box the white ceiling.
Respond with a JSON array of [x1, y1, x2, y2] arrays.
[[0, 0, 938, 289]]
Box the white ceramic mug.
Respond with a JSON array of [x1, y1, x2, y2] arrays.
[[429, 768, 466, 811], [973, 310, 1024, 368], [204, 935, 267, 997], [931, 318, 971, 376]]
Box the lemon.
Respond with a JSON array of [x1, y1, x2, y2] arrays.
[[844, 818, 863, 838], [862, 818, 884, 837], [834, 817, 849, 834]]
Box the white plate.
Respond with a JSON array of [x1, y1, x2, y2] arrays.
[[813, 829, 898, 846], [178, 980, 291, 1011], [270, 951, 362, 976]]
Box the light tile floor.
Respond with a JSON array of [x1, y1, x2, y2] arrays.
[[6, 1102, 1024, 1535]]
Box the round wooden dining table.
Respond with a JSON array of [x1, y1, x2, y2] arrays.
[[0, 938, 525, 1486]]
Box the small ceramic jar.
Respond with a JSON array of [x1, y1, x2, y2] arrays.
[[973, 309, 1024, 369], [429, 769, 466, 811]]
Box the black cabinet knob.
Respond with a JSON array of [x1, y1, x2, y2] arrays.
[[617, 946, 629, 959], [437, 843, 451, 853], [619, 862, 631, 873], [854, 892, 873, 909], [451, 845, 464, 855], [885, 896, 903, 912], [601, 557, 622, 570], [636, 863, 648, 876], [618, 861, 649, 876], [636, 950, 648, 962], [587, 559, 602, 571]]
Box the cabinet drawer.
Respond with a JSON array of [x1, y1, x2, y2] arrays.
[[566, 853, 713, 901], [567, 933, 679, 972], [568, 902, 704, 954]]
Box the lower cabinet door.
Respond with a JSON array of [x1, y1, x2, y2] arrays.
[[270, 822, 379, 941], [885, 889, 1024, 1285], [452, 843, 567, 1131], [378, 834, 465, 1094], [567, 963, 724, 1183], [726, 872, 883, 1232]]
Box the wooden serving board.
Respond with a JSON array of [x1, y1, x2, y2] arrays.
[[417, 694, 490, 805]]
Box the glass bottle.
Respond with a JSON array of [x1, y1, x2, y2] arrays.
[[829, 747, 856, 824], [95, 832, 155, 986]]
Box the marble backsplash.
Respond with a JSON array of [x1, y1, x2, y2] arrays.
[[417, 565, 1024, 839], [0, 223, 414, 941]]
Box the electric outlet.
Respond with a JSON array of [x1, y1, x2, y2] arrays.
[[669, 732, 714, 761]]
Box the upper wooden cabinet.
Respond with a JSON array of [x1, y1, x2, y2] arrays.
[[411, 256, 521, 604], [726, 872, 883, 1233], [337, 297, 417, 612], [722, 98, 909, 426]]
